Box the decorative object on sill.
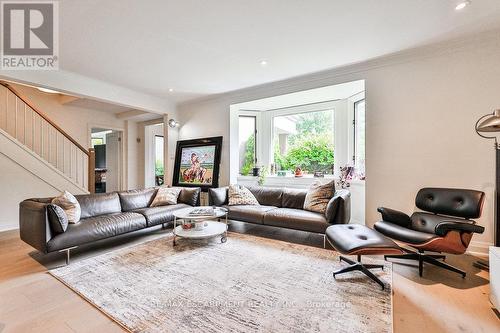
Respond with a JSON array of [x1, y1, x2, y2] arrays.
[[270, 163, 276, 175], [294, 167, 303, 177], [314, 171, 325, 178], [338, 166, 354, 189], [168, 118, 180, 128], [277, 170, 287, 177], [474, 108, 500, 270], [172, 136, 222, 190], [258, 166, 268, 186], [252, 166, 261, 176]]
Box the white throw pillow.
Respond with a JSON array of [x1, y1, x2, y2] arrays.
[[52, 190, 81, 223], [228, 185, 260, 206], [150, 186, 182, 207]]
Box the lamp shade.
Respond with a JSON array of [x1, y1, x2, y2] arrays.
[[477, 109, 500, 132]]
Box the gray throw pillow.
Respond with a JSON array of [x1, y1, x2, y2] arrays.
[[47, 204, 69, 234], [303, 180, 335, 214]]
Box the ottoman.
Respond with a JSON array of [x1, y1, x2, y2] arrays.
[[325, 224, 403, 290]]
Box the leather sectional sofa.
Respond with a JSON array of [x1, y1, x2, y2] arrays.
[[208, 186, 351, 233], [19, 187, 200, 262]]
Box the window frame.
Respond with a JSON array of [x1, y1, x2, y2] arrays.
[[238, 114, 258, 175], [353, 99, 365, 172]]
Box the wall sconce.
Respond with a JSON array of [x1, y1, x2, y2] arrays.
[[168, 118, 180, 128]]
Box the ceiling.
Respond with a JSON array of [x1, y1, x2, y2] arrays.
[[59, 0, 500, 104]]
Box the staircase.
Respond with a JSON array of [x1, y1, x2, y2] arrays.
[[0, 82, 95, 193]]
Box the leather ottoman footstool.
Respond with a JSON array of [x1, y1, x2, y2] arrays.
[[325, 224, 403, 290]]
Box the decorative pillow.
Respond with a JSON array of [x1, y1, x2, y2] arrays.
[[52, 191, 81, 223], [47, 204, 69, 234], [150, 186, 182, 207], [303, 180, 335, 214], [228, 184, 260, 206]]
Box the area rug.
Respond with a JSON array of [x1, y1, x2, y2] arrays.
[[49, 233, 393, 333]]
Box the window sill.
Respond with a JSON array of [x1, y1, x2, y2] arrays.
[[237, 175, 365, 186]]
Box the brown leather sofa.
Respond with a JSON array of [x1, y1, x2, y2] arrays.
[[208, 186, 350, 233], [19, 187, 200, 263]]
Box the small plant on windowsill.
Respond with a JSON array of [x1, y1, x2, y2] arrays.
[[258, 166, 268, 186]]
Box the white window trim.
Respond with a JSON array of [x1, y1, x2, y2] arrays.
[[230, 96, 364, 183]]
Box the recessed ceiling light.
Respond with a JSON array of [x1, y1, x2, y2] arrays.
[[37, 87, 59, 94], [455, 1, 471, 10], [260, 60, 268, 66], [168, 88, 174, 92]]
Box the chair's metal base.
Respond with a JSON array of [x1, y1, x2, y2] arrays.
[[333, 255, 385, 290], [384, 250, 466, 278]]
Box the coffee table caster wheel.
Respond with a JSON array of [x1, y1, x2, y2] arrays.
[[221, 236, 227, 243]]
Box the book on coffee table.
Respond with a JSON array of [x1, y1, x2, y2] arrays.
[[188, 208, 216, 216]]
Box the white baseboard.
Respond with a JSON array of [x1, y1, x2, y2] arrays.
[[0, 223, 18, 233], [467, 240, 493, 257]]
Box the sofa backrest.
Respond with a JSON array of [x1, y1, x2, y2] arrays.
[[281, 188, 307, 209], [117, 188, 157, 211], [247, 186, 283, 207], [76, 192, 122, 218], [175, 187, 201, 206]]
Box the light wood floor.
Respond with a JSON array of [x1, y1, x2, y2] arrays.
[[0, 222, 499, 333]]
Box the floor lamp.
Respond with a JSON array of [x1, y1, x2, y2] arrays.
[[475, 109, 500, 270]]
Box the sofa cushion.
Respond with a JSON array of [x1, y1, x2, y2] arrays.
[[46, 212, 147, 252], [46, 204, 68, 234], [209, 187, 228, 206], [134, 204, 191, 227], [282, 188, 307, 209], [223, 205, 276, 224], [303, 180, 335, 214], [150, 186, 181, 207], [176, 187, 201, 206], [247, 186, 283, 207], [228, 185, 260, 206], [263, 208, 328, 233], [118, 188, 157, 211], [52, 191, 81, 223], [76, 192, 122, 219]]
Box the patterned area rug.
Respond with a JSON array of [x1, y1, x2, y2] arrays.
[[50, 233, 393, 333]]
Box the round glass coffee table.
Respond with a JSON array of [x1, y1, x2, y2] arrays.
[[172, 206, 228, 246]]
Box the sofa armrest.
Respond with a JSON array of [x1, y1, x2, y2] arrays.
[[325, 189, 351, 224], [377, 207, 412, 228], [19, 199, 53, 253], [435, 220, 485, 237], [209, 187, 228, 206]]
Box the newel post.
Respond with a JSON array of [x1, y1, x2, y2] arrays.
[[88, 148, 96, 193]]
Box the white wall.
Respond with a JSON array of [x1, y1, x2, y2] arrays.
[[178, 32, 500, 254]]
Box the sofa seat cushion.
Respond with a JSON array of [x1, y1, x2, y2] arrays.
[[47, 212, 147, 252], [134, 204, 191, 227], [222, 205, 277, 224], [263, 208, 328, 233]]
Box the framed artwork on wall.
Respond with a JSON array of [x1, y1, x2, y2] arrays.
[[172, 136, 223, 190]]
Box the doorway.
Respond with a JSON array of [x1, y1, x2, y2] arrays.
[[91, 128, 124, 193], [144, 123, 164, 188]]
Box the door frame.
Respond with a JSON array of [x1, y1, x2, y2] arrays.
[[88, 124, 125, 191]]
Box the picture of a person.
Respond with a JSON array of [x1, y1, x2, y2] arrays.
[[182, 152, 207, 183]]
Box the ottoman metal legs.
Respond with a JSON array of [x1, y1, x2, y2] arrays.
[[333, 255, 386, 290]]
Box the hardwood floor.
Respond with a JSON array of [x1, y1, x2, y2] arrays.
[[0, 223, 498, 333]]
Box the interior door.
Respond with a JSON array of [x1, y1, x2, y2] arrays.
[[105, 131, 121, 192]]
